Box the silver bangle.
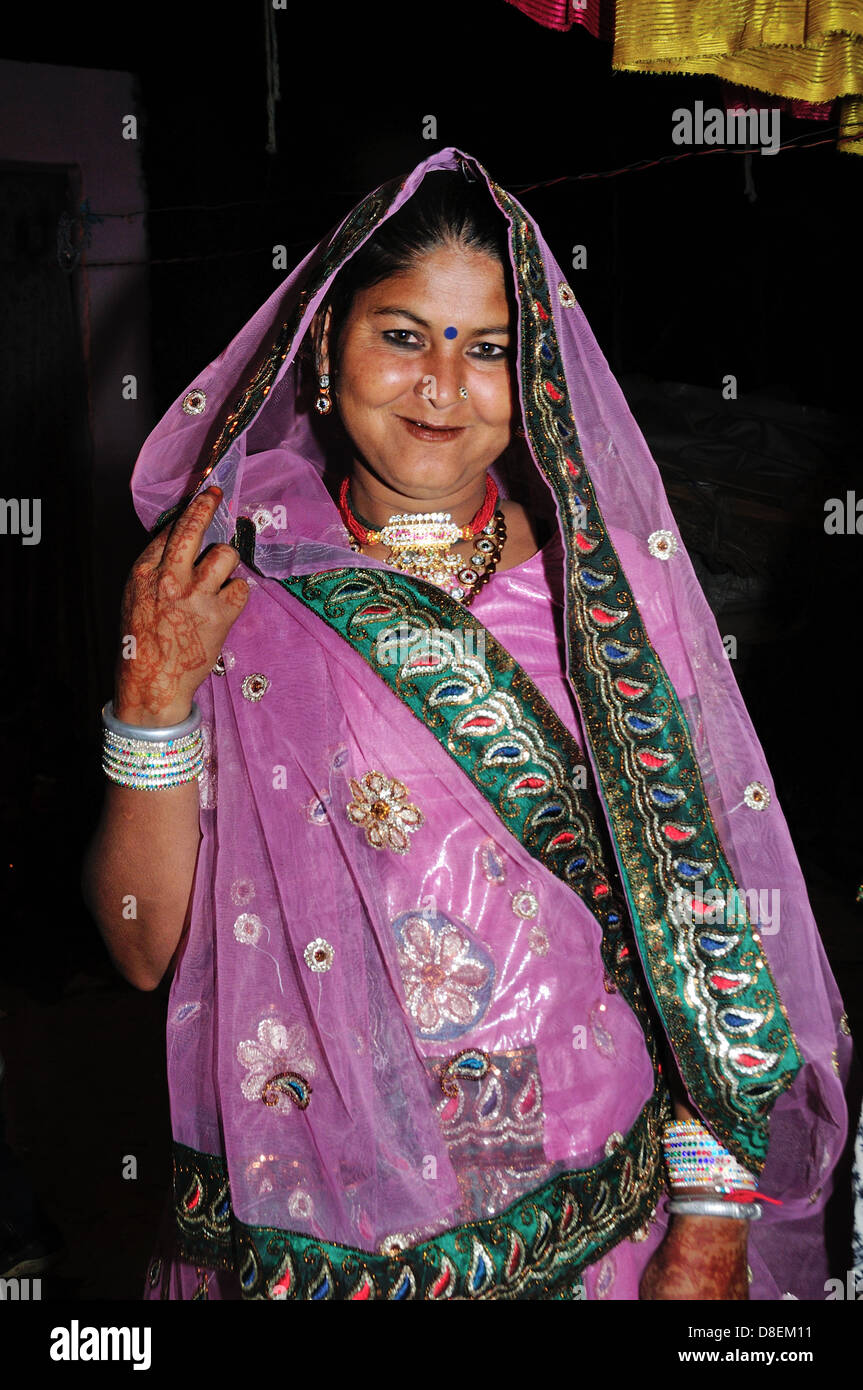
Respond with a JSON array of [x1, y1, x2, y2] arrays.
[[102, 698, 202, 741], [667, 1197, 761, 1221]]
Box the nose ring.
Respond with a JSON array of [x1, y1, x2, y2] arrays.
[[458, 386, 469, 400]]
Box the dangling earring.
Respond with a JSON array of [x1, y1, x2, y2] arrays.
[[316, 373, 332, 415]]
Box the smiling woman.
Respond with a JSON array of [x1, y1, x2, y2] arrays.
[[310, 174, 543, 584], [82, 151, 849, 1302]]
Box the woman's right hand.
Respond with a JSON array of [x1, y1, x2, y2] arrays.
[[113, 485, 250, 726]]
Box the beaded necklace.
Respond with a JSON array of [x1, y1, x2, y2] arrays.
[[338, 476, 507, 605]]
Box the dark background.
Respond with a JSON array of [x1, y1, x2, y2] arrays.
[[0, 0, 860, 1300]]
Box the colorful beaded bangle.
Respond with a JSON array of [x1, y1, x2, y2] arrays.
[[663, 1119, 758, 1195], [101, 700, 204, 790]]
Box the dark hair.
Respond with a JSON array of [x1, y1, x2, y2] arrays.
[[313, 170, 511, 372]]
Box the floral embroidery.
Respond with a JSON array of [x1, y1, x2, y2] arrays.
[[480, 838, 506, 883], [647, 529, 678, 560], [512, 889, 539, 919], [288, 1189, 314, 1221], [242, 673, 270, 702], [230, 877, 256, 906], [182, 388, 207, 416], [237, 1019, 316, 1114], [174, 1001, 201, 1024], [198, 720, 217, 809], [379, 1232, 412, 1257], [393, 909, 494, 1041], [303, 794, 331, 825], [212, 648, 235, 677], [744, 781, 771, 811], [303, 938, 334, 973], [591, 1004, 616, 1059], [234, 913, 264, 947], [557, 281, 576, 308], [232, 911, 284, 992], [346, 770, 424, 854], [594, 1253, 616, 1299], [528, 926, 550, 956]]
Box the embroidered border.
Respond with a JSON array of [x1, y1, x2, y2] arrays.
[[485, 173, 802, 1167], [172, 1084, 669, 1300]]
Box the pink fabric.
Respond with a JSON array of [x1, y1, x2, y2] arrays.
[[132, 148, 850, 1299], [503, 0, 611, 38]]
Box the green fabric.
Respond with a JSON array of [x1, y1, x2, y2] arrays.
[[172, 1082, 670, 1300]]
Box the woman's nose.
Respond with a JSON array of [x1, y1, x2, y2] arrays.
[[414, 349, 461, 405]]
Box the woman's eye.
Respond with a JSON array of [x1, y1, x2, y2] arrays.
[[470, 343, 508, 359], [383, 329, 421, 346]]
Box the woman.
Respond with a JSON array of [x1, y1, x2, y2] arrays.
[[83, 148, 850, 1300]]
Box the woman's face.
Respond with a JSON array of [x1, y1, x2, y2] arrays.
[[321, 243, 514, 505]]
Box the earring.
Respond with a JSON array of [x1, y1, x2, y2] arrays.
[[514, 425, 526, 438], [316, 373, 332, 415]]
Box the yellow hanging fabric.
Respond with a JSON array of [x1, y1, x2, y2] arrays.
[[611, 0, 863, 153]]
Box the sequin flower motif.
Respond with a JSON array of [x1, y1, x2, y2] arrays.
[[182, 388, 207, 416], [237, 1019, 316, 1114], [647, 529, 678, 560], [242, 673, 270, 702], [346, 770, 424, 855], [744, 781, 771, 811], [303, 938, 334, 973], [393, 910, 494, 1042]]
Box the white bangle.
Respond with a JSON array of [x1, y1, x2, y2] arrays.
[[667, 1197, 761, 1221], [102, 699, 201, 740], [101, 700, 204, 790]]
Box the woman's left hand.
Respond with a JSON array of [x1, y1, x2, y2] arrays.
[[639, 1215, 749, 1300]]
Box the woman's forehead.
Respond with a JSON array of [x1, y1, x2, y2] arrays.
[[352, 246, 510, 316]]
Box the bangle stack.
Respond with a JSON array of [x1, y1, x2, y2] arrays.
[[663, 1118, 760, 1221], [101, 700, 203, 790]]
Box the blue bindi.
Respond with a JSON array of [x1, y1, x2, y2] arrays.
[[444, 326, 458, 339]]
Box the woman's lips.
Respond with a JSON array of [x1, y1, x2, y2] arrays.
[[399, 416, 466, 443]]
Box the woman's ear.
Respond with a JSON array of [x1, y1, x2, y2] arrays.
[[311, 304, 334, 377]]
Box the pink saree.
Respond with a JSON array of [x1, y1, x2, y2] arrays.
[[130, 149, 849, 1300]]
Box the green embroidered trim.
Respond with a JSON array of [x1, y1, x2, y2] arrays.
[[173, 1085, 670, 1300], [485, 174, 803, 1167]]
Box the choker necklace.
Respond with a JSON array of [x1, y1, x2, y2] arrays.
[[338, 476, 506, 604]]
